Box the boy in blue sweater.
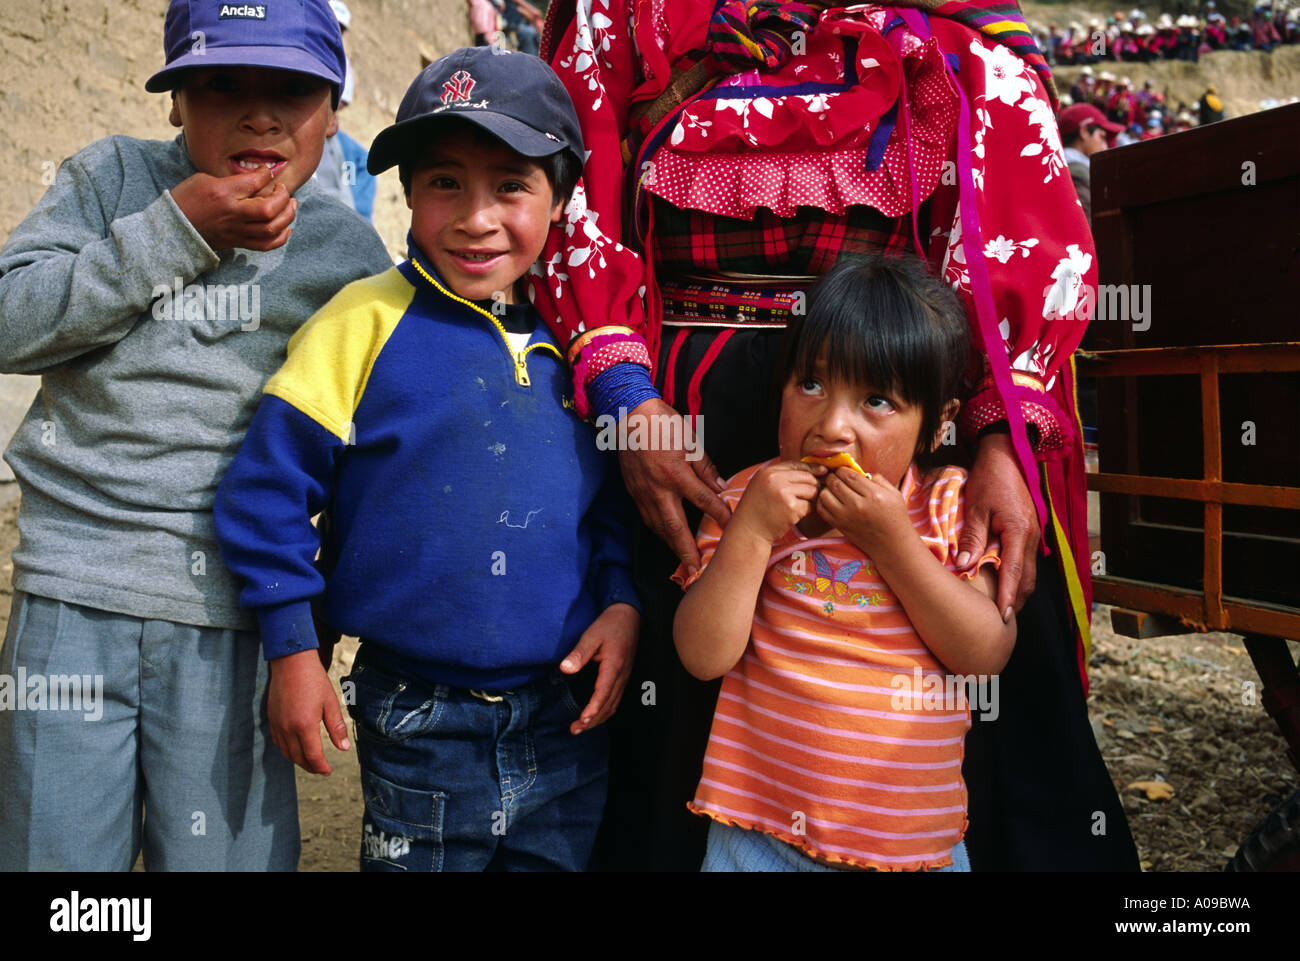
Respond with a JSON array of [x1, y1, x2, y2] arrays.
[[214, 47, 641, 871]]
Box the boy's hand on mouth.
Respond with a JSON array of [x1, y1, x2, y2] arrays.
[[171, 164, 298, 253]]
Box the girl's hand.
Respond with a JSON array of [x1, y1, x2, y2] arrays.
[[732, 460, 824, 544], [816, 467, 914, 557]]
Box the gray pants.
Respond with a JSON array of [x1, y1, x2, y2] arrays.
[[0, 591, 299, 871]]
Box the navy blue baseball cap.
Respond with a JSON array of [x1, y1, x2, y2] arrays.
[[368, 46, 585, 176], [146, 0, 347, 105]]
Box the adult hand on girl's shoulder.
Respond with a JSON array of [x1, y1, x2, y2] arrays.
[[734, 460, 824, 544], [816, 467, 913, 556], [957, 433, 1041, 621], [560, 602, 640, 735], [268, 649, 351, 776], [617, 397, 730, 575]]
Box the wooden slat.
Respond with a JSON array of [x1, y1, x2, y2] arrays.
[[1202, 357, 1224, 623], [1086, 473, 1300, 509], [1093, 578, 1300, 637], [1110, 607, 1197, 639], [1075, 343, 1300, 377]]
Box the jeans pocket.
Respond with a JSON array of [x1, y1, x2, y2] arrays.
[[359, 767, 446, 872], [551, 672, 583, 721], [345, 663, 446, 743]]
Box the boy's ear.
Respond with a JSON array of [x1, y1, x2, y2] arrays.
[[168, 93, 183, 129], [550, 193, 564, 224], [930, 398, 961, 452], [325, 108, 339, 139]]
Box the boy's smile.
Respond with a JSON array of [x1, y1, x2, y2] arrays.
[[406, 131, 563, 304], [170, 66, 336, 196]]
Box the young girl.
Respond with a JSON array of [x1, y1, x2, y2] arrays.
[[673, 254, 1015, 872]]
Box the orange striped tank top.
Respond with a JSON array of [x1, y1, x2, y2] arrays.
[[674, 460, 1001, 871]]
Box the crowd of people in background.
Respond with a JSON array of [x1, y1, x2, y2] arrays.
[[467, 0, 546, 55], [1063, 70, 1221, 143], [1035, 4, 1299, 65]]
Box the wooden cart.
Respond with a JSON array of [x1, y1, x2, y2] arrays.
[[1081, 101, 1300, 869]]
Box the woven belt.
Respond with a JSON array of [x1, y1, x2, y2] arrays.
[[659, 273, 816, 329]]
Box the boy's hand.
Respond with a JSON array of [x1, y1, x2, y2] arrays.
[[816, 467, 913, 557], [170, 166, 298, 252], [559, 602, 639, 734], [268, 649, 350, 776], [732, 460, 824, 544]]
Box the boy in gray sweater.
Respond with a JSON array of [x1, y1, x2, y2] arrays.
[[0, 0, 391, 870]]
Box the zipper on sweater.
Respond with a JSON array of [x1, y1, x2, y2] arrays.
[[409, 256, 559, 387]]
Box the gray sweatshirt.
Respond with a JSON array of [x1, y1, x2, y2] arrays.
[[0, 134, 393, 630]]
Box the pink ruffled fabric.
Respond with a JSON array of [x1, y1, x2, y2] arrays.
[[645, 7, 958, 219]]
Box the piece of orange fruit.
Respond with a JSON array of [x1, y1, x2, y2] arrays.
[[801, 453, 867, 475]]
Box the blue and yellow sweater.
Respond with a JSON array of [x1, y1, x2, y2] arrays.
[[214, 248, 639, 689]]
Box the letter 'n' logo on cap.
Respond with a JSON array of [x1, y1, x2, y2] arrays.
[[441, 70, 476, 104]]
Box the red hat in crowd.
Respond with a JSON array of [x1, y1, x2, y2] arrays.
[[1058, 103, 1126, 138]]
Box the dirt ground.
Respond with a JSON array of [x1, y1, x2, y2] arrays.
[[0, 488, 1293, 872]]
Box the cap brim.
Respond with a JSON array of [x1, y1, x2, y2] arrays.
[[368, 110, 567, 175], [145, 46, 343, 92]]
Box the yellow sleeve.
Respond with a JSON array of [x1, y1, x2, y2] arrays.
[[263, 267, 416, 443]]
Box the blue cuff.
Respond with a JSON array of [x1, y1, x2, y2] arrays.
[[594, 564, 642, 616], [587, 363, 660, 422], [257, 601, 320, 661]]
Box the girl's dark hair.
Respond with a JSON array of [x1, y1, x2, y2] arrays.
[[398, 117, 581, 207], [777, 254, 972, 468]]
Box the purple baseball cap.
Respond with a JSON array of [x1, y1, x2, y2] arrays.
[[368, 46, 585, 176], [146, 0, 346, 104]]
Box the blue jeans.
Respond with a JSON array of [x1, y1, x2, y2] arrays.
[[0, 591, 299, 871], [345, 650, 608, 871], [701, 819, 971, 872]]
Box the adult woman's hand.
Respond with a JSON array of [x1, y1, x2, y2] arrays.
[[616, 397, 731, 575], [956, 431, 1041, 621]]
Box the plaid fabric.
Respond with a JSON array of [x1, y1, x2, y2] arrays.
[[651, 198, 917, 276]]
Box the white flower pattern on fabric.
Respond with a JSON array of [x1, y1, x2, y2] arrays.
[[669, 109, 716, 146], [983, 234, 1039, 263], [561, 183, 620, 279], [1017, 97, 1066, 183], [960, 33, 1082, 386], [802, 92, 832, 113], [1043, 243, 1094, 323], [558, 0, 615, 111], [969, 40, 1036, 106], [971, 106, 991, 192], [941, 208, 970, 294]]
